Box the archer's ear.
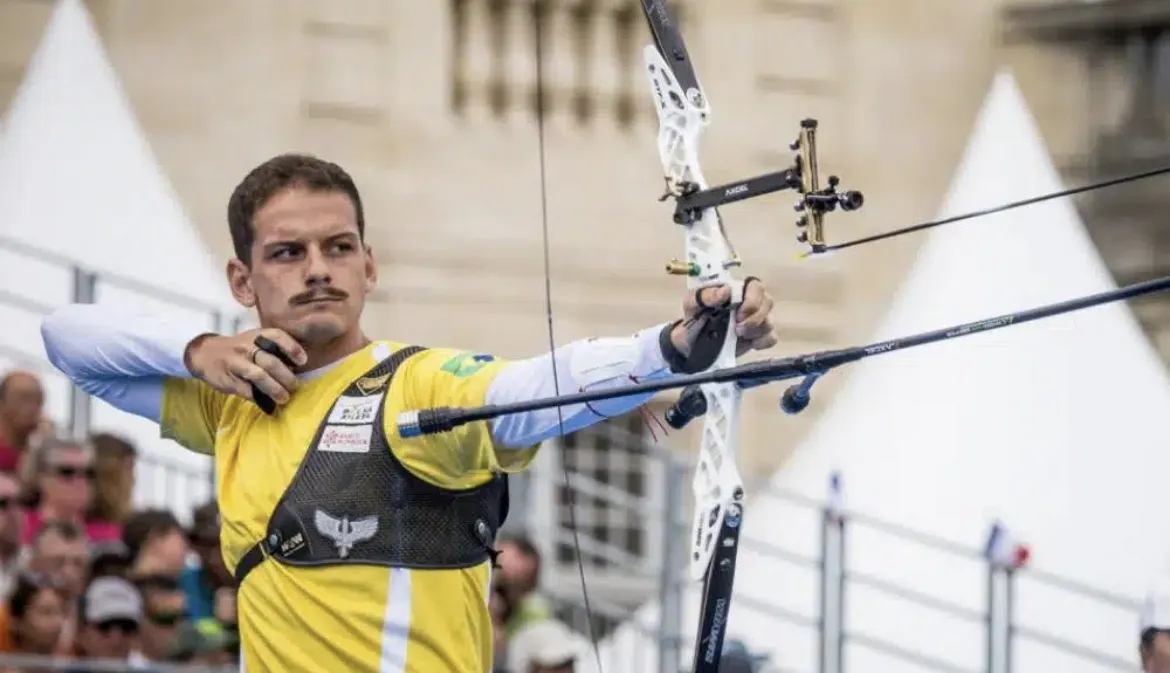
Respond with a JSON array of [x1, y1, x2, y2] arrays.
[[226, 259, 256, 308], [363, 244, 378, 295]]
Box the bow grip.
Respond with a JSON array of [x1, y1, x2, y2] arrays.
[[250, 336, 298, 415]]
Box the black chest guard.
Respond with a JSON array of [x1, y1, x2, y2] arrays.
[[233, 346, 509, 585]]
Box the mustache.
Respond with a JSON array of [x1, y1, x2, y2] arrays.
[[290, 287, 349, 305]]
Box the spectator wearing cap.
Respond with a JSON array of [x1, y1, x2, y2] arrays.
[[0, 472, 23, 601], [507, 619, 582, 673], [21, 438, 120, 547], [122, 509, 189, 581], [133, 574, 187, 664], [178, 501, 236, 649], [1141, 576, 1170, 673], [88, 433, 136, 526], [72, 575, 141, 667], [0, 371, 44, 473], [718, 639, 768, 673], [0, 573, 69, 661]]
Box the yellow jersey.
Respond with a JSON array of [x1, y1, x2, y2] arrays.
[[159, 341, 538, 673]]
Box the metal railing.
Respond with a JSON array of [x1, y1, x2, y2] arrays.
[[518, 436, 1144, 673], [0, 234, 246, 517], [0, 653, 235, 673]]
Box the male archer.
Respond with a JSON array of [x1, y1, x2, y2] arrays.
[[41, 153, 778, 673]]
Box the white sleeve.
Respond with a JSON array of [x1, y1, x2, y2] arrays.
[[486, 322, 674, 448], [40, 304, 197, 423]]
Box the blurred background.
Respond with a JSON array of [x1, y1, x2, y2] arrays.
[[1, 0, 1170, 672]]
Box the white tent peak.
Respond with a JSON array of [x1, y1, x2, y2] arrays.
[[872, 66, 1119, 334], [599, 68, 1170, 673], [0, 0, 232, 309]]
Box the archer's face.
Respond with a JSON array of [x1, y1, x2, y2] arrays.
[[229, 187, 374, 348]]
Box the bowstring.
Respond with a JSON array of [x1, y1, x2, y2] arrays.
[[531, 2, 604, 671]]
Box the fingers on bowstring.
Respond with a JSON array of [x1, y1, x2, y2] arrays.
[[253, 350, 299, 393], [735, 329, 779, 356], [735, 294, 774, 338], [736, 281, 772, 322], [229, 360, 291, 405]]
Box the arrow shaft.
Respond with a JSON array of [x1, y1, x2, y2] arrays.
[[398, 274, 1170, 432]]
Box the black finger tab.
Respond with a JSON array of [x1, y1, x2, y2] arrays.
[[250, 336, 297, 415], [254, 336, 297, 368]]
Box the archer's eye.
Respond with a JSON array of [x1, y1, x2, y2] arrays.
[[270, 246, 302, 260]]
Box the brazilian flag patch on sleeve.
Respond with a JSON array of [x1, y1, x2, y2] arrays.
[[440, 352, 496, 378]]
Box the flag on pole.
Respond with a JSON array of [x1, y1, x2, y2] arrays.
[[827, 471, 844, 524], [984, 520, 1030, 570]]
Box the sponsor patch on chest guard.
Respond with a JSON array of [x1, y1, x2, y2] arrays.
[[328, 394, 383, 425], [319, 424, 373, 453]]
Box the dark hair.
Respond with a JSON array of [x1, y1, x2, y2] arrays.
[[90, 541, 131, 579], [8, 573, 66, 620], [121, 509, 182, 562], [90, 433, 137, 459], [226, 153, 366, 265]]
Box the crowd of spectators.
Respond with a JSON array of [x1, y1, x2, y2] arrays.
[[0, 369, 237, 672], [491, 536, 767, 673], [0, 367, 762, 673]]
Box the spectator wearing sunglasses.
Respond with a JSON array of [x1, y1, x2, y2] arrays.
[[0, 472, 23, 601], [72, 575, 141, 668], [21, 438, 120, 547], [132, 574, 186, 664]]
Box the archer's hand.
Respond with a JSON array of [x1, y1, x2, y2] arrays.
[[184, 329, 306, 405], [670, 281, 778, 357]]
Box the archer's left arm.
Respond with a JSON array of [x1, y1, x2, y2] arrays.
[[486, 323, 674, 448], [386, 326, 675, 482]]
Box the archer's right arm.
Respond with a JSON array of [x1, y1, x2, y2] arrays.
[[40, 304, 226, 454]]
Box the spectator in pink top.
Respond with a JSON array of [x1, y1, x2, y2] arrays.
[[22, 437, 121, 546]]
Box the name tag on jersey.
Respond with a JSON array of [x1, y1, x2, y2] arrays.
[[328, 394, 383, 425], [319, 424, 373, 453]]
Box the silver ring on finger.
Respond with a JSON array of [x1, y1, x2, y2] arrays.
[[249, 345, 263, 364]]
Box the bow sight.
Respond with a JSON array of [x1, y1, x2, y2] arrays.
[[663, 119, 864, 264]]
